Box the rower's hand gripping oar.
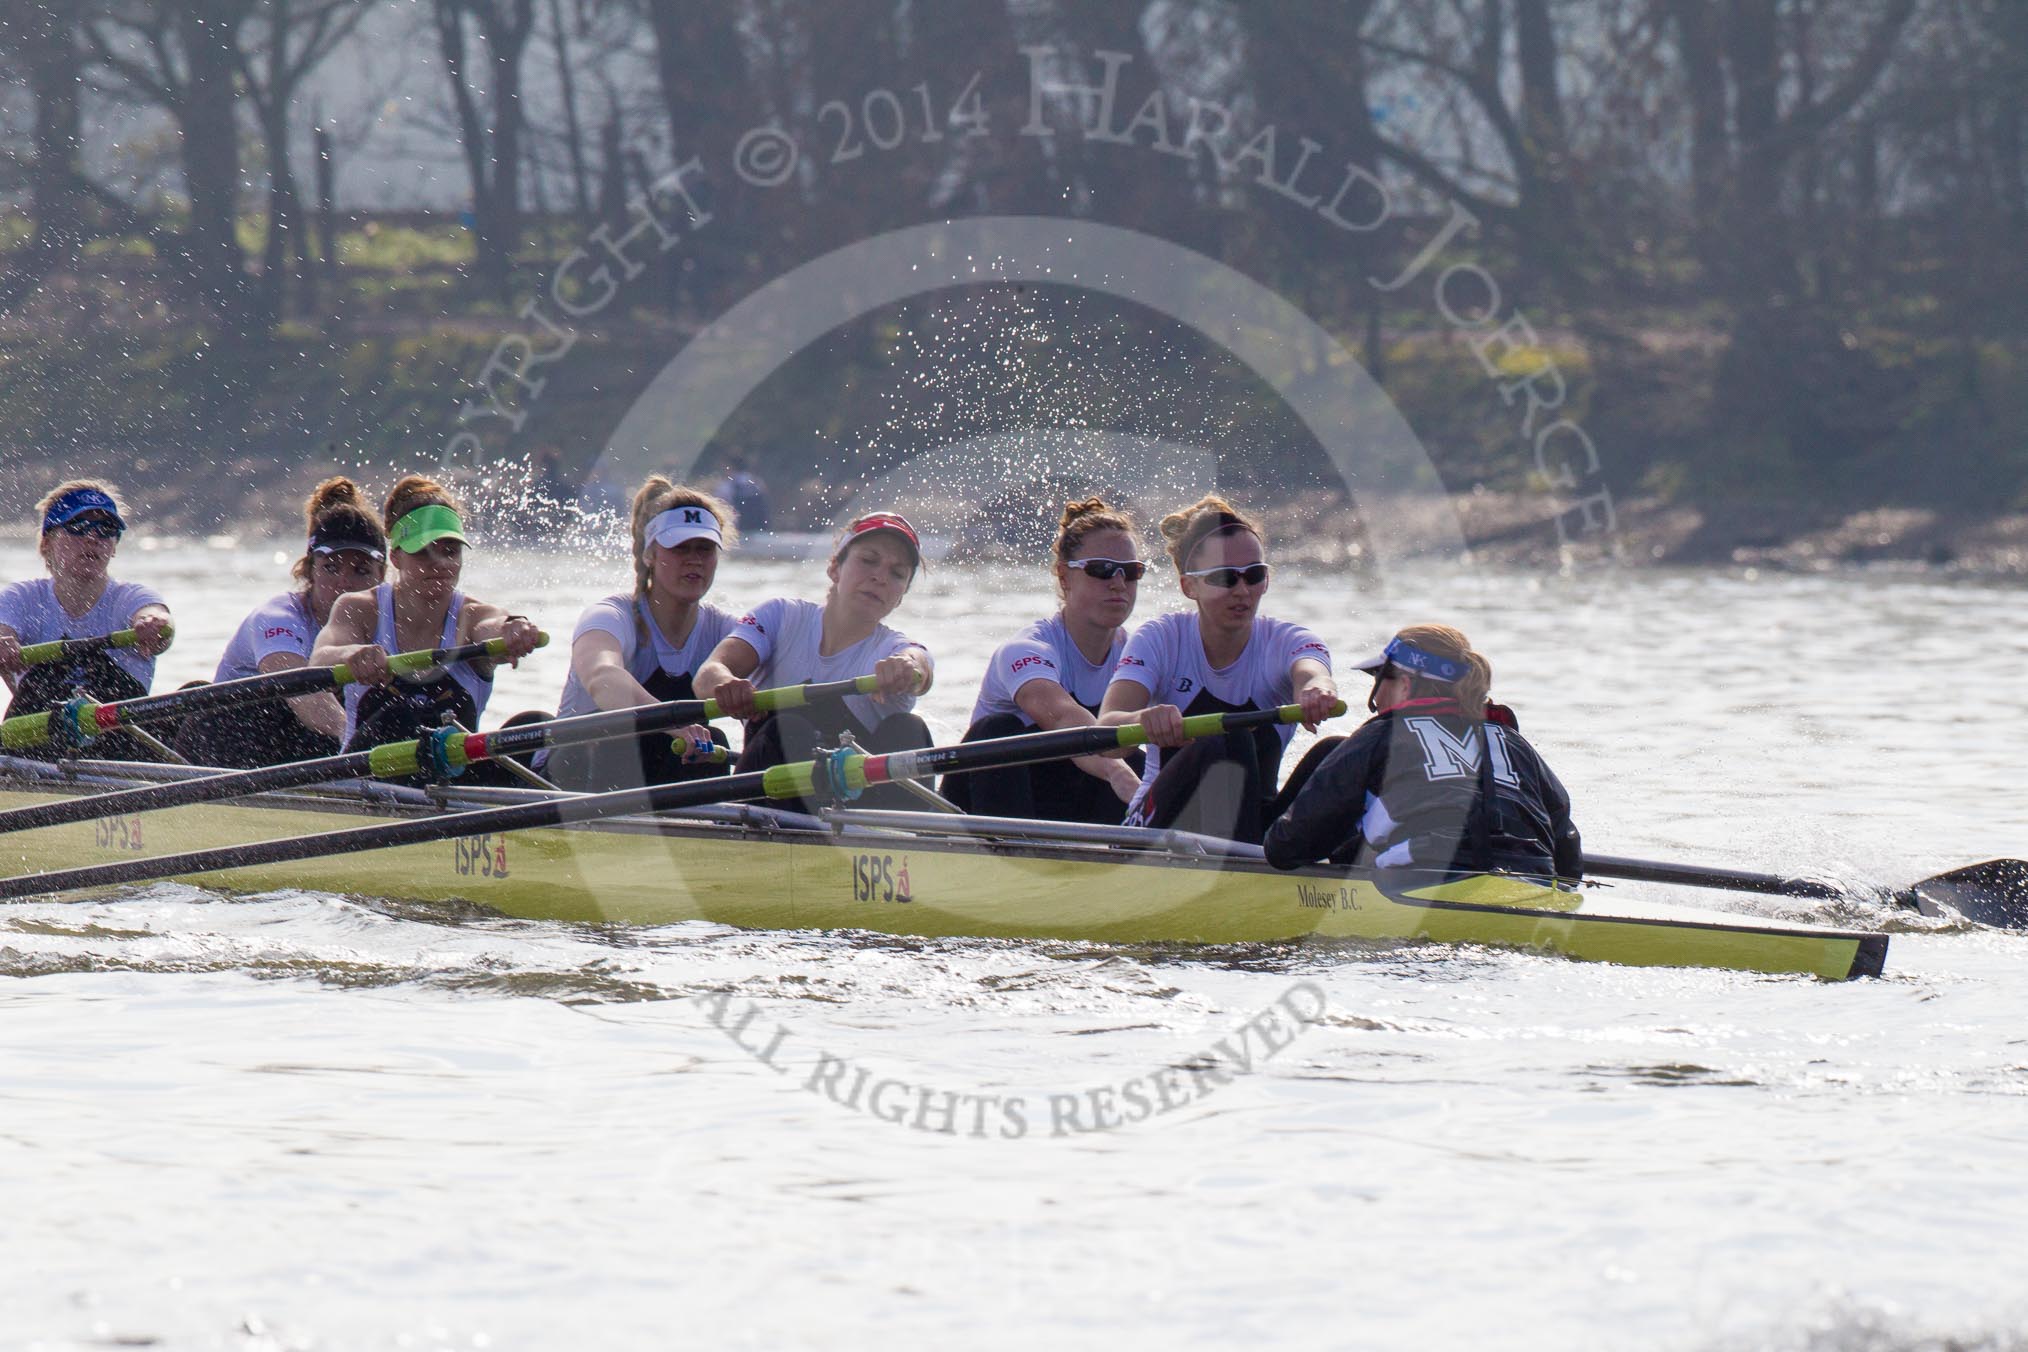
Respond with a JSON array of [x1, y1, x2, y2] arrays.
[[0, 634, 550, 756], [16, 627, 146, 668], [0, 700, 1341, 901], [0, 673, 876, 839], [1584, 852, 2028, 929]]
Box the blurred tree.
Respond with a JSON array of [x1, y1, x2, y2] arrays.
[[0, 6, 90, 309], [1661, 0, 1920, 473], [236, 0, 382, 318], [87, 0, 271, 335], [433, 0, 537, 300]]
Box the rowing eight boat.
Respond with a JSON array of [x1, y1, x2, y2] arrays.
[[0, 754, 1890, 980]]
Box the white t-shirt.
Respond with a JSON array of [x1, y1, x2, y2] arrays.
[[215, 591, 317, 682], [970, 613, 1125, 728], [555, 595, 740, 720], [0, 576, 169, 687], [731, 597, 929, 729], [1110, 610, 1331, 818]]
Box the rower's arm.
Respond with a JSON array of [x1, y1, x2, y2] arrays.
[[573, 630, 656, 710], [1100, 677, 1187, 748], [1017, 679, 1139, 782], [1096, 678, 1149, 726], [0, 622, 20, 690], [1289, 657, 1339, 730], [694, 635, 760, 696], [695, 635, 763, 720], [460, 601, 543, 667], [259, 651, 347, 740], [1014, 679, 1096, 731], [311, 591, 377, 668]]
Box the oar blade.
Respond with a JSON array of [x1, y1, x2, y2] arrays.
[[1902, 859, 2028, 928]]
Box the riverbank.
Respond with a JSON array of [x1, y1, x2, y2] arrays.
[[5, 218, 2024, 573]]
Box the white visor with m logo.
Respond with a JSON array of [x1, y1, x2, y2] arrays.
[[645, 506, 725, 551]]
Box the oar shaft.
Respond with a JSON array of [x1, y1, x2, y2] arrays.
[[0, 673, 875, 836], [18, 629, 139, 667], [0, 769, 776, 899], [1582, 853, 1844, 900], [0, 701, 1337, 901], [359, 674, 882, 776], [0, 636, 540, 753], [0, 752, 373, 836]]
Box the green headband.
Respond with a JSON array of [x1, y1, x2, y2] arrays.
[[389, 503, 468, 554]]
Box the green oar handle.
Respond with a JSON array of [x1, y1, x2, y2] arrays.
[[704, 674, 880, 721], [18, 628, 140, 666], [1112, 699, 1348, 748], [332, 632, 552, 687], [0, 636, 549, 754], [361, 674, 876, 779]]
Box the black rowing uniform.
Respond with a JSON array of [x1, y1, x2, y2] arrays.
[[1262, 697, 1581, 879]]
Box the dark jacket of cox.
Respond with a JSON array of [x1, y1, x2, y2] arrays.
[[1262, 700, 1582, 879]]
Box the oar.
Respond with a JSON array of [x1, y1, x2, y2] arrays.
[[0, 701, 1337, 901], [0, 674, 880, 838], [1585, 852, 2028, 929], [0, 635, 549, 755], [17, 628, 143, 667]]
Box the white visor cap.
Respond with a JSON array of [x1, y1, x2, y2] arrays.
[[645, 506, 725, 550]]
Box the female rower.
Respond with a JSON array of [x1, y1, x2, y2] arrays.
[[173, 478, 387, 768], [0, 481, 175, 761], [694, 511, 933, 811], [1098, 495, 1338, 844], [939, 497, 1143, 822], [311, 475, 543, 757], [538, 477, 740, 791], [1263, 624, 1581, 881]]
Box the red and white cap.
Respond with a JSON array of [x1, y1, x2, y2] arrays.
[[834, 511, 921, 568]]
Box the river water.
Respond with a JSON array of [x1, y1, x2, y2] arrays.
[[3, 536, 2025, 1350]]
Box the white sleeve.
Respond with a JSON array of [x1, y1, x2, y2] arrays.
[[1111, 618, 1167, 694], [248, 599, 315, 666], [1283, 623, 1331, 672], [732, 597, 784, 667], [117, 580, 170, 618], [988, 634, 1062, 704], [882, 627, 931, 671], [571, 596, 638, 659], [0, 581, 36, 635]]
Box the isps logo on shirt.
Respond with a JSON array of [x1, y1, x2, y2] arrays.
[[1008, 655, 1056, 674]]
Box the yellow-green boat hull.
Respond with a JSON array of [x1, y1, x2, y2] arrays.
[[0, 766, 1889, 980]]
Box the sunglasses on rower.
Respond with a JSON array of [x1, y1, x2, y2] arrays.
[[55, 517, 122, 540], [1183, 563, 1271, 589], [1065, 558, 1145, 582]]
